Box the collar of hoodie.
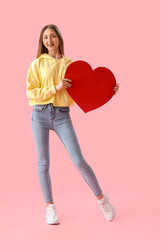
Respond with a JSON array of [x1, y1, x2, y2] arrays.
[[38, 53, 71, 64]]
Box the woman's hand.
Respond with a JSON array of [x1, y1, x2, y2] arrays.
[[55, 78, 72, 92], [113, 83, 119, 95]]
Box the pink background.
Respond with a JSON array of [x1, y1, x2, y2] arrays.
[[0, 0, 160, 239]]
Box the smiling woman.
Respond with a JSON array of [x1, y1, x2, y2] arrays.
[[26, 24, 116, 225], [36, 24, 64, 59], [42, 28, 62, 59]]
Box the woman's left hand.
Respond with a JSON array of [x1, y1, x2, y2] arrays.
[[113, 83, 119, 94]]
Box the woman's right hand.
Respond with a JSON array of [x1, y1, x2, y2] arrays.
[[55, 78, 72, 92]]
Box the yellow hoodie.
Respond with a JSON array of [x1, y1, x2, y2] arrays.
[[26, 53, 74, 107]]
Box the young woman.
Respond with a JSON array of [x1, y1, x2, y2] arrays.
[[26, 24, 119, 225]]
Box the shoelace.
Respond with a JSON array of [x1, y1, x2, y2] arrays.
[[100, 202, 112, 212]]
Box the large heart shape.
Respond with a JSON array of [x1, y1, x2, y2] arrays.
[[65, 60, 116, 113]]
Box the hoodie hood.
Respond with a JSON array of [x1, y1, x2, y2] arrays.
[[38, 53, 72, 64]]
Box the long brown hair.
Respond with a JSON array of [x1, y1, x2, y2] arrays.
[[36, 24, 64, 58]]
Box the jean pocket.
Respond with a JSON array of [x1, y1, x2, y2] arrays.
[[59, 107, 70, 112], [33, 105, 47, 112]]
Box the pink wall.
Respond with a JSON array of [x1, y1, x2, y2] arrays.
[[0, 0, 159, 239]]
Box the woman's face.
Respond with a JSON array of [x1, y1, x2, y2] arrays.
[[42, 28, 60, 53]]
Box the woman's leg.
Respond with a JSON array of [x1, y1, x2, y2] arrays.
[[54, 109, 103, 197], [31, 110, 54, 204]]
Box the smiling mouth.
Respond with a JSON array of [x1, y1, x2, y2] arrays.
[[48, 44, 54, 47]]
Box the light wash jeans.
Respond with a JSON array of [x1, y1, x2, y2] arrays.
[[31, 103, 102, 203]]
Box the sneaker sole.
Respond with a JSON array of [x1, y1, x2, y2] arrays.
[[107, 205, 116, 221], [46, 220, 60, 225]]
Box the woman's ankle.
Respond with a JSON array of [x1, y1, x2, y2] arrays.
[[46, 201, 54, 206], [96, 193, 104, 200]]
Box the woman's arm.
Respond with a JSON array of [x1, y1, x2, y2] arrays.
[[26, 60, 56, 101]]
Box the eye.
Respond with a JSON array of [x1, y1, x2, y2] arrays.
[[43, 35, 56, 39]]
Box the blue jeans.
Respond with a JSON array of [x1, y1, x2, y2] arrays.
[[31, 103, 102, 203]]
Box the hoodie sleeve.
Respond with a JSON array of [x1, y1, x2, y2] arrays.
[[66, 58, 74, 67], [26, 59, 56, 101]]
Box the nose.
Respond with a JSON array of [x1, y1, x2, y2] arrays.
[[48, 41, 53, 45], [48, 37, 53, 44]]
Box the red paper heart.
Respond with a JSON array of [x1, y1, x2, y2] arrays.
[[65, 60, 116, 113]]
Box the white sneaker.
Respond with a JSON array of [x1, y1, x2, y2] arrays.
[[97, 194, 116, 221], [45, 204, 60, 224]]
